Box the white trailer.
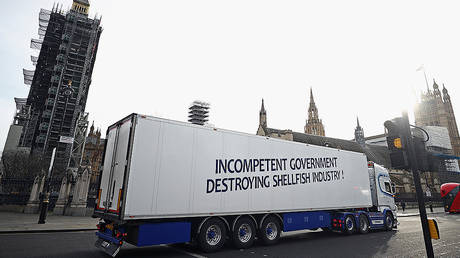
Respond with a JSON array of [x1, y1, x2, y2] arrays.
[[94, 114, 397, 256]]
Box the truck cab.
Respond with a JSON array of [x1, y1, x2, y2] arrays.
[[368, 161, 397, 227]]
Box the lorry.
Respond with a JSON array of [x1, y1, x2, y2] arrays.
[[94, 114, 398, 257]]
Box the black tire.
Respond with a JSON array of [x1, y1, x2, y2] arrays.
[[384, 213, 393, 231], [358, 215, 370, 234], [258, 215, 281, 245], [343, 215, 356, 235], [232, 217, 256, 249], [197, 218, 227, 253]]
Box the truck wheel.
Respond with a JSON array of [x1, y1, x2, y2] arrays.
[[259, 216, 281, 245], [358, 215, 369, 234], [384, 213, 393, 231], [198, 218, 227, 252], [232, 217, 256, 249], [343, 215, 356, 235]]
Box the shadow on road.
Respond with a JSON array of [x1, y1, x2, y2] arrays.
[[113, 229, 399, 258]]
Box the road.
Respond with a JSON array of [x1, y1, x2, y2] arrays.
[[1, 213, 459, 258]]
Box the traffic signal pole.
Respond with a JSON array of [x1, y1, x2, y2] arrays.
[[401, 112, 434, 258]]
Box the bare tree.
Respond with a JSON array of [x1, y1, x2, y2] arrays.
[[1, 151, 47, 179]]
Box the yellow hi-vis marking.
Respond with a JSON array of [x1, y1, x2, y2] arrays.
[[428, 219, 440, 240], [393, 138, 402, 149]]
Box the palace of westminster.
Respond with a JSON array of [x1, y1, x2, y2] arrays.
[[257, 80, 460, 200]]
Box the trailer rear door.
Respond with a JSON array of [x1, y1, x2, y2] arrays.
[[96, 115, 134, 217]]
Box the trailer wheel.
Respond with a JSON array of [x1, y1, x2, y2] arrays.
[[343, 215, 356, 235], [358, 215, 369, 234], [259, 216, 281, 245], [198, 218, 227, 252], [384, 213, 393, 231], [232, 217, 256, 249]]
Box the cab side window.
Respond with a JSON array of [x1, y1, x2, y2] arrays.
[[379, 177, 393, 194], [384, 182, 391, 193]]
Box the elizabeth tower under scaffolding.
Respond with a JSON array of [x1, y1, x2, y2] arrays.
[[20, 0, 102, 171]]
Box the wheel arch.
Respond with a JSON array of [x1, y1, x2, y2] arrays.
[[258, 213, 283, 230], [197, 216, 230, 234], [231, 215, 258, 232]]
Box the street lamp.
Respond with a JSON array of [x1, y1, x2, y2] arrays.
[[38, 147, 56, 224]]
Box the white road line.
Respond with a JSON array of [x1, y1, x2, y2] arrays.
[[166, 246, 208, 258]]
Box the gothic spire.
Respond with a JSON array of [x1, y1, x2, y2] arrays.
[[433, 79, 439, 89], [90, 120, 94, 134], [260, 98, 266, 114], [305, 87, 325, 136], [442, 84, 450, 102], [308, 87, 318, 119], [259, 98, 267, 129], [310, 87, 315, 104], [442, 84, 448, 94], [354, 116, 365, 145]]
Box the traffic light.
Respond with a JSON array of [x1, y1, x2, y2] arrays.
[[384, 118, 409, 169], [413, 135, 429, 171]]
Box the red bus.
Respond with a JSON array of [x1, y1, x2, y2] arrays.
[[440, 183, 460, 213]]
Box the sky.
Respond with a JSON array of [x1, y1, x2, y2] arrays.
[[1, 0, 460, 152]]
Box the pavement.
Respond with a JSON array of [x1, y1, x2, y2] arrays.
[[396, 206, 445, 217], [0, 211, 99, 234], [0, 207, 445, 234]]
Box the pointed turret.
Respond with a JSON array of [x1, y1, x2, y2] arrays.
[[432, 79, 441, 98], [259, 98, 267, 128], [305, 87, 325, 136], [442, 84, 450, 102], [260, 98, 266, 115], [354, 116, 365, 145], [89, 120, 94, 134], [307, 88, 319, 122], [309, 87, 315, 104]]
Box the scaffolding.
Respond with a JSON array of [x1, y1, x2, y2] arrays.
[[19, 2, 102, 175], [13, 98, 30, 126], [188, 101, 210, 126], [67, 112, 89, 170], [31, 56, 38, 66], [22, 69, 35, 85]]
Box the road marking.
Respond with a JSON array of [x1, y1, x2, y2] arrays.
[[0, 230, 93, 236], [166, 246, 207, 258]]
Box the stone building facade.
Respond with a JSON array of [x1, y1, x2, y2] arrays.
[[414, 80, 460, 165], [82, 122, 105, 184]]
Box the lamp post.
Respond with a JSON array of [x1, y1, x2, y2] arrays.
[[38, 147, 56, 224]]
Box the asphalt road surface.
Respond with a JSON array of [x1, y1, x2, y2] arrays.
[[1, 213, 459, 258]]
